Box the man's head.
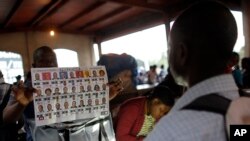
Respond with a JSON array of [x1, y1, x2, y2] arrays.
[[87, 85, 91, 91], [99, 70, 105, 77], [36, 88, 42, 96], [63, 87, 68, 94], [80, 85, 85, 92], [94, 85, 100, 91], [64, 101, 69, 109], [54, 87, 60, 94], [102, 97, 106, 104], [38, 105, 44, 112], [72, 86, 76, 93], [92, 70, 97, 77], [88, 99, 92, 105], [53, 72, 58, 79], [168, 1, 237, 87], [70, 72, 75, 78], [95, 99, 99, 105], [80, 100, 84, 106], [72, 101, 76, 107], [35, 73, 40, 80], [45, 88, 52, 96], [56, 103, 61, 110], [32, 46, 57, 68], [47, 104, 52, 111]]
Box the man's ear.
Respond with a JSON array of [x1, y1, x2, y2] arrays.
[[178, 42, 189, 67]]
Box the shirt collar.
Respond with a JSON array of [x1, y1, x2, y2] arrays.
[[172, 74, 238, 110]]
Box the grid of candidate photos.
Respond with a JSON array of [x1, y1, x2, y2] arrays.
[[31, 66, 109, 126]]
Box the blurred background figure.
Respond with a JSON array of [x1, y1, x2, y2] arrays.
[[147, 65, 158, 85], [137, 72, 147, 85], [158, 64, 167, 82], [242, 57, 250, 88], [226, 52, 243, 88]]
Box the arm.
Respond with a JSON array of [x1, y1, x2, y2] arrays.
[[116, 102, 143, 141], [3, 81, 34, 123], [3, 100, 26, 123]]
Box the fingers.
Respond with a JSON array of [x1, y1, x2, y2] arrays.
[[14, 80, 36, 94], [109, 78, 123, 91], [108, 79, 120, 86], [108, 78, 122, 86], [11, 85, 19, 94], [108, 78, 124, 100], [115, 78, 122, 87], [11, 81, 35, 106], [12, 81, 24, 93]]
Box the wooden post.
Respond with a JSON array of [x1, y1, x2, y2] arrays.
[[97, 42, 102, 59]]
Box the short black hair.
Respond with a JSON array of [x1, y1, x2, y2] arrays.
[[33, 46, 53, 62], [148, 85, 175, 106], [171, 0, 237, 71]]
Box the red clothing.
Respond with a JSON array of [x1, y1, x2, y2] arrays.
[[115, 97, 146, 141]]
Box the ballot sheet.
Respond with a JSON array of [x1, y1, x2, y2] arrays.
[[31, 66, 109, 126]]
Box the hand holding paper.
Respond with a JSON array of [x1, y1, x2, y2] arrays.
[[12, 81, 35, 106], [108, 78, 124, 100]]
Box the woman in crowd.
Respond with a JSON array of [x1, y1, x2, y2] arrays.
[[115, 85, 175, 141]]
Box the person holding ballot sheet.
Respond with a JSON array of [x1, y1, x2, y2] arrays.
[[3, 46, 124, 141]]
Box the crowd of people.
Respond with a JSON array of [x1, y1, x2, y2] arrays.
[[136, 64, 167, 85], [225, 51, 250, 89], [1, 1, 250, 141]]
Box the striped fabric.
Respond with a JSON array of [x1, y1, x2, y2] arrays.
[[137, 114, 155, 137]]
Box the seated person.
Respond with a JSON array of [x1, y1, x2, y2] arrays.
[[115, 85, 174, 141]]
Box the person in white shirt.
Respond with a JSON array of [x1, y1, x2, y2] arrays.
[[145, 1, 239, 141]]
